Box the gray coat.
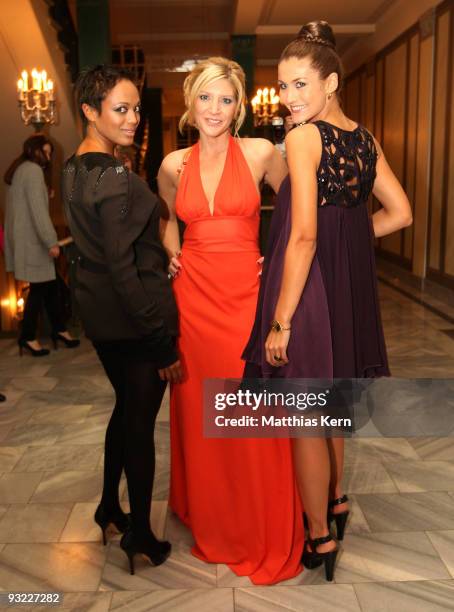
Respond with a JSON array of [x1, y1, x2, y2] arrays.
[[4, 161, 58, 282]]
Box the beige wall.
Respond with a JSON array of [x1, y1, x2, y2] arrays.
[[0, 0, 80, 330], [343, 0, 444, 74], [0, 0, 80, 216], [344, 0, 454, 289]]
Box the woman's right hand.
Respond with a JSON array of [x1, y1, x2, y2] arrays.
[[158, 359, 183, 383], [168, 251, 182, 279]]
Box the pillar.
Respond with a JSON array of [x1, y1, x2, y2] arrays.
[[143, 88, 163, 193], [231, 35, 256, 136], [76, 0, 111, 69]]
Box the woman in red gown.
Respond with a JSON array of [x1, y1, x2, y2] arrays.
[[158, 57, 304, 584]]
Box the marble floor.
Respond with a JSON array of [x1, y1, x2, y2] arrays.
[[0, 269, 454, 612]]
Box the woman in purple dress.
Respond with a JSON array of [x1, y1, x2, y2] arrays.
[[243, 21, 412, 581]]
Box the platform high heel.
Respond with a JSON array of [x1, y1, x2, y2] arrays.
[[327, 495, 349, 541], [120, 529, 171, 575], [302, 533, 338, 582], [94, 504, 130, 545], [52, 333, 80, 349], [18, 340, 50, 357]]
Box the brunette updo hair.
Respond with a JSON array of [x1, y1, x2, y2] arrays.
[[280, 21, 344, 94], [75, 64, 136, 125]]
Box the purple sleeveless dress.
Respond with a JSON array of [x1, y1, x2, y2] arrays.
[[242, 120, 390, 379]]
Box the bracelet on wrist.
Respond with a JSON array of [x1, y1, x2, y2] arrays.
[[270, 319, 291, 332]]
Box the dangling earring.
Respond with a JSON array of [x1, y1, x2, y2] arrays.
[[327, 92, 333, 100]]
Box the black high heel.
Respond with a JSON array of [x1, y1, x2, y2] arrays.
[[18, 340, 50, 357], [328, 495, 349, 541], [52, 333, 80, 349], [302, 533, 338, 582], [120, 530, 171, 575], [94, 504, 130, 545]]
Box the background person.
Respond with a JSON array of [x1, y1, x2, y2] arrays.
[[114, 144, 136, 171], [4, 134, 79, 356]]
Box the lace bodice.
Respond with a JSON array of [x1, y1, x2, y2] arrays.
[[314, 120, 377, 208]]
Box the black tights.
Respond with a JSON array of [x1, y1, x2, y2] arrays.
[[20, 280, 66, 341], [95, 342, 167, 537]]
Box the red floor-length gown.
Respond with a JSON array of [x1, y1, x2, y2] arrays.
[[169, 135, 304, 585]]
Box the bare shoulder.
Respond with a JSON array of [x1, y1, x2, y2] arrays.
[[160, 148, 190, 175], [285, 123, 320, 148], [238, 137, 275, 160]]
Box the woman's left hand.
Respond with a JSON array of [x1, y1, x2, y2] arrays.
[[265, 329, 290, 366], [48, 245, 60, 259]]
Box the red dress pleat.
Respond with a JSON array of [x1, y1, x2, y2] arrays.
[[169, 136, 304, 585]]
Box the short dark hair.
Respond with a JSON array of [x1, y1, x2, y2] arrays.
[[75, 64, 135, 124], [280, 21, 344, 94], [4, 134, 53, 185]]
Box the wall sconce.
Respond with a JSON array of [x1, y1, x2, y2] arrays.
[[0, 287, 26, 321], [17, 69, 56, 131], [251, 87, 280, 127], [0, 294, 16, 319]]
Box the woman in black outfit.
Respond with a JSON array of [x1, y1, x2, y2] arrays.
[[62, 65, 181, 574]]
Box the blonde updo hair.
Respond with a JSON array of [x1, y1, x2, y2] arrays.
[[179, 57, 246, 136]]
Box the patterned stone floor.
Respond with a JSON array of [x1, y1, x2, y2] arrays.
[[0, 265, 453, 611]]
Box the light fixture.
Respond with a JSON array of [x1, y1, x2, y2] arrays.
[[251, 87, 280, 126], [17, 68, 56, 131]]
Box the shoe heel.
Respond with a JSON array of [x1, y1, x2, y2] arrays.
[[324, 549, 338, 582], [100, 526, 107, 546], [127, 552, 135, 575], [52, 333, 80, 349], [334, 512, 349, 541]]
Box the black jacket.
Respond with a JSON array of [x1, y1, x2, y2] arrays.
[[62, 152, 178, 368]]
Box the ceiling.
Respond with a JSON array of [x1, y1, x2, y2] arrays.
[[68, 0, 399, 114], [258, 0, 396, 26], [69, 0, 397, 65]]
